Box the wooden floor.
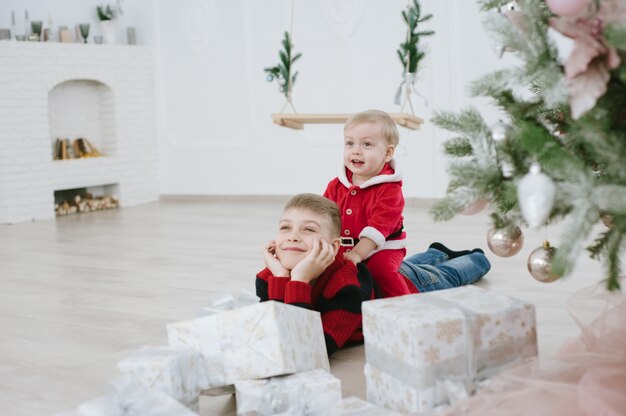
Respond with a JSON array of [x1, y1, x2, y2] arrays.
[[0, 199, 607, 415]]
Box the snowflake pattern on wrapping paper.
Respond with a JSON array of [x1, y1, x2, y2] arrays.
[[424, 346, 440, 364], [487, 331, 516, 362], [436, 319, 463, 344]]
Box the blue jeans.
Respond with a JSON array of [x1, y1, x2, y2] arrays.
[[399, 248, 491, 292]]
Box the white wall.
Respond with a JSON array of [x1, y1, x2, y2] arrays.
[[0, 0, 513, 198]]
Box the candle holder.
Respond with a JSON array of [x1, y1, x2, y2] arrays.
[[30, 20, 42, 41], [79, 23, 90, 43]]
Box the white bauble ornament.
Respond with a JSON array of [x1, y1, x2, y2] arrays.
[[546, 0, 590, 16], [501, 161, 515, 178], [527, 240, 561, 283], [487, 226, 524, 257], [517, 163, 556, 228], [491, 121, 511, 142], [461, 199, 489, 215]]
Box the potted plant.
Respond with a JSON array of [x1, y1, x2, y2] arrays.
[[96, 2, 122, 44]]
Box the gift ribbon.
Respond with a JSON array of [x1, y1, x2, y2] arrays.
[[365, 295, 537, 406], [73, 375, 196, 416], [394, 72, 428, 108], [199, 289, 260, 316], [237, 373, 340, 416]]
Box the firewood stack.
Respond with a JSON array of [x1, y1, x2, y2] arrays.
[[55, 194, 119, 216]]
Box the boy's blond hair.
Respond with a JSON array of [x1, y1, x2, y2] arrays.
[[344, 109, 399, 147], [284, 193, 342, 238]]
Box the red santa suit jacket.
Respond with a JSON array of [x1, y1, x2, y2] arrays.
[[323, 160, 406, 258]]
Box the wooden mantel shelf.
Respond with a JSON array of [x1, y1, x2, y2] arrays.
[[271, 113, 424, 131]]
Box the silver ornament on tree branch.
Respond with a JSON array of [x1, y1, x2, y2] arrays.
[[491, 121, 515, 177], [527, 240, 561, 283], [490, 121, 511, 142], [487, 226, 524, 257], [517, 163, 556, 228]]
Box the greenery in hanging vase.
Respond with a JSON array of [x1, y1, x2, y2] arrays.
[[264, 31, 302, 100], [397, 0, 434, 74]]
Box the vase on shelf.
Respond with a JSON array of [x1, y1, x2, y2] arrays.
[[100, 20, 116, 44]]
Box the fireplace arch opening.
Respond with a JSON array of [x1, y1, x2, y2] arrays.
[[48, 79, 116, 160]]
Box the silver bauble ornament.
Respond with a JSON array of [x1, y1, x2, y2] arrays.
[[266, 74, 274, 82], [517, 163, 556, 228], [461, 199, 489, 215], [501, 161, 515, 178], [487, 226, 524, 257], [491, 121, 511, 142], [527, 240, 561, 283]]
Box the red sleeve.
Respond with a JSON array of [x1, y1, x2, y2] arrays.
[[365, 183, 404, 238], [323, 179, 338, 202], [256, 268, 312, 307]]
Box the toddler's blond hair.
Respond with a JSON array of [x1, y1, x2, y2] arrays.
[[344, 109, 399, 147]]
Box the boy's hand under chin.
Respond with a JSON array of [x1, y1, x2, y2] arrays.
[[290, 239, 336, 284], [263, 241, 290, 277]]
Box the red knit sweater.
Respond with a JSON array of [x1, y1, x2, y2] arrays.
[[255, 257, 375, 356]]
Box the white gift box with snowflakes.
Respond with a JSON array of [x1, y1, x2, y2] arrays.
[[234, 368, 341, 416], [167, 300, 330, 389], [117, 346, 207, 411], [362, 286, 538, 414]]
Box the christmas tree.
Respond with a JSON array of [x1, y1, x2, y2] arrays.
[[431, 0, 625, 290]]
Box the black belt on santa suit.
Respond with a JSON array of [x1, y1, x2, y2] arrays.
[[340, 225, 404, 247]]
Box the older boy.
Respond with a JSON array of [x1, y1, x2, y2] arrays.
[[256, 193, 376, 356], [324, 109, 412, 298]]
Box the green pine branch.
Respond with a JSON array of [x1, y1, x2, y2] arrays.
[[604, 24, 626, 50], [397, 0, 434, 74], [264, 31, 301, 100]]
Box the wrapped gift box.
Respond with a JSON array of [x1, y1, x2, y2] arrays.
[[55, 376, 198, 416], [337, 397, 404, 415], [362, 286, 538, 413], [167, 300, 330, 389], [235, 369, 341, 415], [117, 346, 207, 411]]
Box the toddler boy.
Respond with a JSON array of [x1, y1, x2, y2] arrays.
[[324, 109, 412, 298]]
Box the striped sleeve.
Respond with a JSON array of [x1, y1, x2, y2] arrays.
[[255, 268, 290, 302]]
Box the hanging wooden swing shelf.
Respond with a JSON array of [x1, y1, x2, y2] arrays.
[[271, 113, 424, 131]]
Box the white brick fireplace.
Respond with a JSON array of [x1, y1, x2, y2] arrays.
[[0, 42, 159, 223]]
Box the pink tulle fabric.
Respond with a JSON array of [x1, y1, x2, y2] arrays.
[[441, 280, 626, 416]]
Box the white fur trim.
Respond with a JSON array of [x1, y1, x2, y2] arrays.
[[338, 159, 403, 189], [359, 226, 386, 248], [338, 161, 352, 188], [364, 239, 408, 260]]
